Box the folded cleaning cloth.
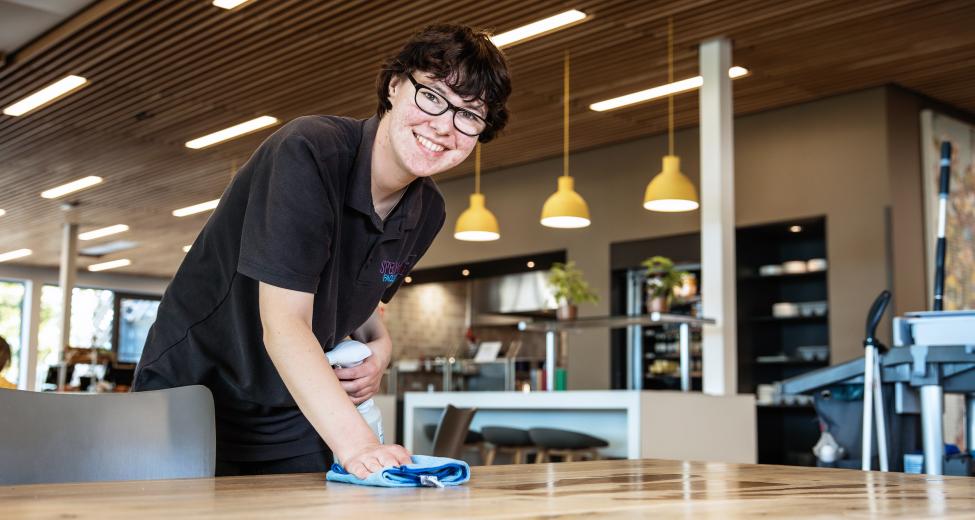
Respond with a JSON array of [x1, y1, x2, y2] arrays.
[[326, 455, 470, 488]]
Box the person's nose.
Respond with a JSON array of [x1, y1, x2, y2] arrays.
[[429, 110, 452, 136]]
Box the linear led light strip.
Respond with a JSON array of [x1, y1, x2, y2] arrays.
[[2, 75, 88, 117], [40, 175, 103, 199], [0, 249, 32, 263], [78, 224, 129, 241], [490, 9, 588, 48], [212, 0, 252, 9], [589, 67, 750, 112], [186, 116, 278, 149], [173, 199, 219, 217], [88, 258, 131, 272]]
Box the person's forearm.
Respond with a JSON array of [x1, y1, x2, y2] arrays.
[[263, 315, 377, 461]]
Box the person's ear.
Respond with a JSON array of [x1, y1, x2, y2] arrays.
[[388, 75, 404, 104]]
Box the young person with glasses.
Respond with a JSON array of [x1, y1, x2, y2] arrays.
[[132, 24, 511, 478]]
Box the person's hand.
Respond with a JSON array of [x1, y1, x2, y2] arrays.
[[334, 340, 389, 405], [340, 443, 413, 479]]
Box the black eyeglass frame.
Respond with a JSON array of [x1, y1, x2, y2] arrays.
[[406, 75, 489, 137]]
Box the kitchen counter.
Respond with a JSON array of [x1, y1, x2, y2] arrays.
[[404, 390, 756, 463], [4, 459, 970, 518]]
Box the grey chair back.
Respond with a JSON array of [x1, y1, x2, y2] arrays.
[[431, 404, 477, 459], [0, 385, 215, 485]]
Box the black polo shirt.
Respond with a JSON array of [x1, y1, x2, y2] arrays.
[[132, 115, 445, 461]]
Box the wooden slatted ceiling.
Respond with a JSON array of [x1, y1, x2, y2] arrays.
[[0, 0, 973, 277]]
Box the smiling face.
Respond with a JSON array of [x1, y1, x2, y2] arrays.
[[378, 71, 482, 180]]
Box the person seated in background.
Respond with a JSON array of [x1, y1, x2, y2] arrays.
[[0, 336, 16, 389]]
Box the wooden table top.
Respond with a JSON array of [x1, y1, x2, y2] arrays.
[[3, 459, 973, 519]]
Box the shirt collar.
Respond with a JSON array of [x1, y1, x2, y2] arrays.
[[348, 115, 424, 233]]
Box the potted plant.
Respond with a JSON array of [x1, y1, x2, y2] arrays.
[[641, 256, 688, 313], [547, 261, 599, 320]]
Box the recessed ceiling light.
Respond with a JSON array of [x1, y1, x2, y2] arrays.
[[0, 249, 32, 263], [490, 9, 588, 48], [172, 199, 219, 217], [183, 245, 192, 253], [212, 0, 253, 9], [88, 258, 131, 272], [40, 175, 103, 199], [461, 269, 471, 277], [790, 225, 802, 233], [589, 67, 749, 112], [527, 261, 536, 268], [79, 240, 138, 256], [3, 75, 88, 117], [78, 224, 129, 241], [185, 116, 278, 149], [404, 276, 412, 284]]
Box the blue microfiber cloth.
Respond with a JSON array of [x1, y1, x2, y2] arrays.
[[326, 455, 470, 488]]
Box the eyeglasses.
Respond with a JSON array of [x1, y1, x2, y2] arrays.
[[407, 75, 488, 137]]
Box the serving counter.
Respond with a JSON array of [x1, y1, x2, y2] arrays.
[[404, 390, 756, 463]]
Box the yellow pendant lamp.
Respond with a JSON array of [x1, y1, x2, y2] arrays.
[[455, 143, 500, 241], [644, 17, 699, 213], [541, 51, 591, 229]]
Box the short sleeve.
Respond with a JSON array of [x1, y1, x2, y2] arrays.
[[237, 131, 335, 293]]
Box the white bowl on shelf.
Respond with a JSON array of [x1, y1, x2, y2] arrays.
[[807, 258, 828, 272], [781, 260, 807, 274], [772, 302, 799, 318]]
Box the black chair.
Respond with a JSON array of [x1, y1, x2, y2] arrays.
[[0, 385, 215, 485], [529, 427, 608, 463], [481, 426, 537, 465]]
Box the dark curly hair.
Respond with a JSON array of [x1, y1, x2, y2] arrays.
[[376, 24, 512, 143]]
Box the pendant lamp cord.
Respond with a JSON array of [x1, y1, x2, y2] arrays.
[[668, 17, 674, 156], [564, 50, 570, 178], [475, 142, 481, 194]]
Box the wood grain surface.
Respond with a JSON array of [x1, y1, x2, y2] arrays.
[[3, 459, 973, 519]]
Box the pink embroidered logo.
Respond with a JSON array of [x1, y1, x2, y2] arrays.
[[380, 260, 409, 283]]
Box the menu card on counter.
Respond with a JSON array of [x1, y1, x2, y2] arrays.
[[473, 341, 503, 363]]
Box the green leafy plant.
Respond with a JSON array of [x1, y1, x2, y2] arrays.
[[641, 256, 688, 300], [547, 261, 599, 305]]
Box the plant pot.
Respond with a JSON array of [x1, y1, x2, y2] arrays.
[[646, 294, 670, 313], [556, 303, 578, 321]]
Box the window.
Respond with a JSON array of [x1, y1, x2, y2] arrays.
[[37, 286, 114, 390], [0, 281, 26, 386], [116, 296, 160, 365]]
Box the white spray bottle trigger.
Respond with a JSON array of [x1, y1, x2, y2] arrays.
[[326, 339, 384, 444], [325, 340, 373, 368]]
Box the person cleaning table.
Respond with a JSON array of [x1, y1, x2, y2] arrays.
[[132, 24, 512, 479]]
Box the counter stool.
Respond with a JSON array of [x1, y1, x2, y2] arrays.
[[481, 426, 536, 465], [529, 427, 608, 463]]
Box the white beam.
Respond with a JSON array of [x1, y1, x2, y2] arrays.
[[20, 280, 42, 390], [699, 37, 737, 395]]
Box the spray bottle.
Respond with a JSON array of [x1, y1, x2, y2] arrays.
[[326, 339, 384, 444]]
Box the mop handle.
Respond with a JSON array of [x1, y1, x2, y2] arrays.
[[933, 141, 951, 312]]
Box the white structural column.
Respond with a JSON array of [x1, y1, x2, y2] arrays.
[[699, 37, 737, 395], [19, 280, 42, 390], [56, 221, 79, 390]]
